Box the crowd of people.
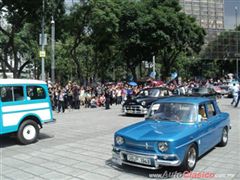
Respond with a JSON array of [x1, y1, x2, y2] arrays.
[[48, 81, 141, 113], [48, 78, 240, 113]]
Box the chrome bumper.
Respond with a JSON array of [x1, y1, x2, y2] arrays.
[[112, 147, 181, 170], [122, 105, 148, 115]]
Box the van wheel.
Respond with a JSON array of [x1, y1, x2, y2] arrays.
[[17, 120, 39, 145], [218, 127, 228, 147], [179, 144, 198, 172]]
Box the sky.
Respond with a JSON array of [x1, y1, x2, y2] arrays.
[[225, 0, 240, 29]]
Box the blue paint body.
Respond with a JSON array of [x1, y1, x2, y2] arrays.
[[113, 97, 230, 169]]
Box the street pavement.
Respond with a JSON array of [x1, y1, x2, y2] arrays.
[[0, 98, 240, 180]]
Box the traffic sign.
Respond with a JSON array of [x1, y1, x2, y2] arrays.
[[39, 51, 46, 58]]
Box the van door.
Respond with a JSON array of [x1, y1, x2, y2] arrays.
[[1, 86, 25, 134]]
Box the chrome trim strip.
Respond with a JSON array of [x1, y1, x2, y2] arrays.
[[113, 146, 157, 156], [176, 128, 217, 149], [125, 141, 154, 149], [122, 161, 160, 170]]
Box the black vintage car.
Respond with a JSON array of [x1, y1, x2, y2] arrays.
[[122, 87, 172, 115]]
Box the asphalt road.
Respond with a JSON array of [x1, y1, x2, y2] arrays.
[[0, 98, 240, 180]]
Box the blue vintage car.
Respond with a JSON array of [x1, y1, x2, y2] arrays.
[[112, 97, 230, 171]]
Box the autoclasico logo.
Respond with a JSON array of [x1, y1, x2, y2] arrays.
[[149, 171, 216, 179]]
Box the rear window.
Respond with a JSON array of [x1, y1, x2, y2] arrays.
[[27, 86, 46, 100], [0, 86, 24, 102]]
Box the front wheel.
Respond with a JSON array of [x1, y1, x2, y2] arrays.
[[179, 144, 198, 172], [218, 127, 228, 147], [17, 120, 39, 145]]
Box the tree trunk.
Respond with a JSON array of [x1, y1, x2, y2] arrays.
[[129, 66, 137, 81], [2, 52, 8, 78]]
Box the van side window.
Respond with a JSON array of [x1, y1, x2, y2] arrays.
[[0, 86, 24, 102], [27, 86, 46, 100]]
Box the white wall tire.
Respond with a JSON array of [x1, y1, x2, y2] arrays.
[[17, 120, 39, 145]]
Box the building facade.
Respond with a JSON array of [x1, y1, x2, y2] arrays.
[[179, 0, 224, 30]]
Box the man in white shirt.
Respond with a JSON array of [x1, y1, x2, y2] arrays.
[[230, 83, 238, 105]]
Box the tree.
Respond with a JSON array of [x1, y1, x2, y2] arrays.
[[0, 0, 65, 78], [63, 0, 121, 83], [116, 0, 205, 80], [141, 0, 205, 79]]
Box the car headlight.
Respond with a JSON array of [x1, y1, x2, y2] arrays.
[[141, 101, 146, 106], [115, 136, 124, 145], [158, 142, 168, 152]]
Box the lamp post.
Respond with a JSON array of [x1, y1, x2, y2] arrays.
[[152, 55, 156, 79], [51, 16, 55, 83], [235, 6, 239, 79], [41, 0, 45, 81]]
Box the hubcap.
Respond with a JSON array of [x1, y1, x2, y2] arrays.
[[187, 147, 196, 168], [223, 129, 228, 143], [23, 125, 36, 140]]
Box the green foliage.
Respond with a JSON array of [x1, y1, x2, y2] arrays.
[[0, 0, 65, 78], [1, 0, 206, 82]]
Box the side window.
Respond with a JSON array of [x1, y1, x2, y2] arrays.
[[207, 102, 216, 118], [198, 104, 207, 120], [0, 86, 24, 102], [27, 86, 46, 100]]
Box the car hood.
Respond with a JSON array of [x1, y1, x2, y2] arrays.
[[116, 120, 195, 141]]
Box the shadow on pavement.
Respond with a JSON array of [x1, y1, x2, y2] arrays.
[[0, 133, 54, 148], [105, 159, 181, 179], [118, 114, 145, 118], [0, 135, 17, 147]]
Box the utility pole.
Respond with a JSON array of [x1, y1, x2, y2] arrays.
[[51, 16, 55, 83], [152, 55, 156, 79], [235, 6, 239, 79], [41, 0, 45, 81]]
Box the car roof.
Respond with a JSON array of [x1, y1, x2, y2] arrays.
[[0, 79, 47, 85], [154, 96, 211, 105]]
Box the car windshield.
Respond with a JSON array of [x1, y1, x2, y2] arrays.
[[137, 89, 167, 98], [147, 102, 197, 123]]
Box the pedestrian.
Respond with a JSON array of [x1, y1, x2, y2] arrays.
[[234, 86, 240, 107], [58, 89, 65, 113], [105, 88, 111, 110], [230, 83, 238, 106]]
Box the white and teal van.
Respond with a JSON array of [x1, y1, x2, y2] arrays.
[[0, 79, 55, 144]]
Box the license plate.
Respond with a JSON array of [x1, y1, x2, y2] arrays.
[[127, 110, 133, 113], [127, 154, 151, 165]]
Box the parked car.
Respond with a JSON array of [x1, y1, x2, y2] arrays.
[[122, 87, 172, 115], [187, 87, 220, 99], [112, 97, 230, 171], [218, 85, 231, 97], [0, 79, 55, 144]]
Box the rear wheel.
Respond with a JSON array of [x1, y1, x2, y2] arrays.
[[17, 120, 39, 145], [218, 127, 228, 147], [179, 144, 198, 172]]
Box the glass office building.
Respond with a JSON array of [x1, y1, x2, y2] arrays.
[[179, 0, 224, 30]]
